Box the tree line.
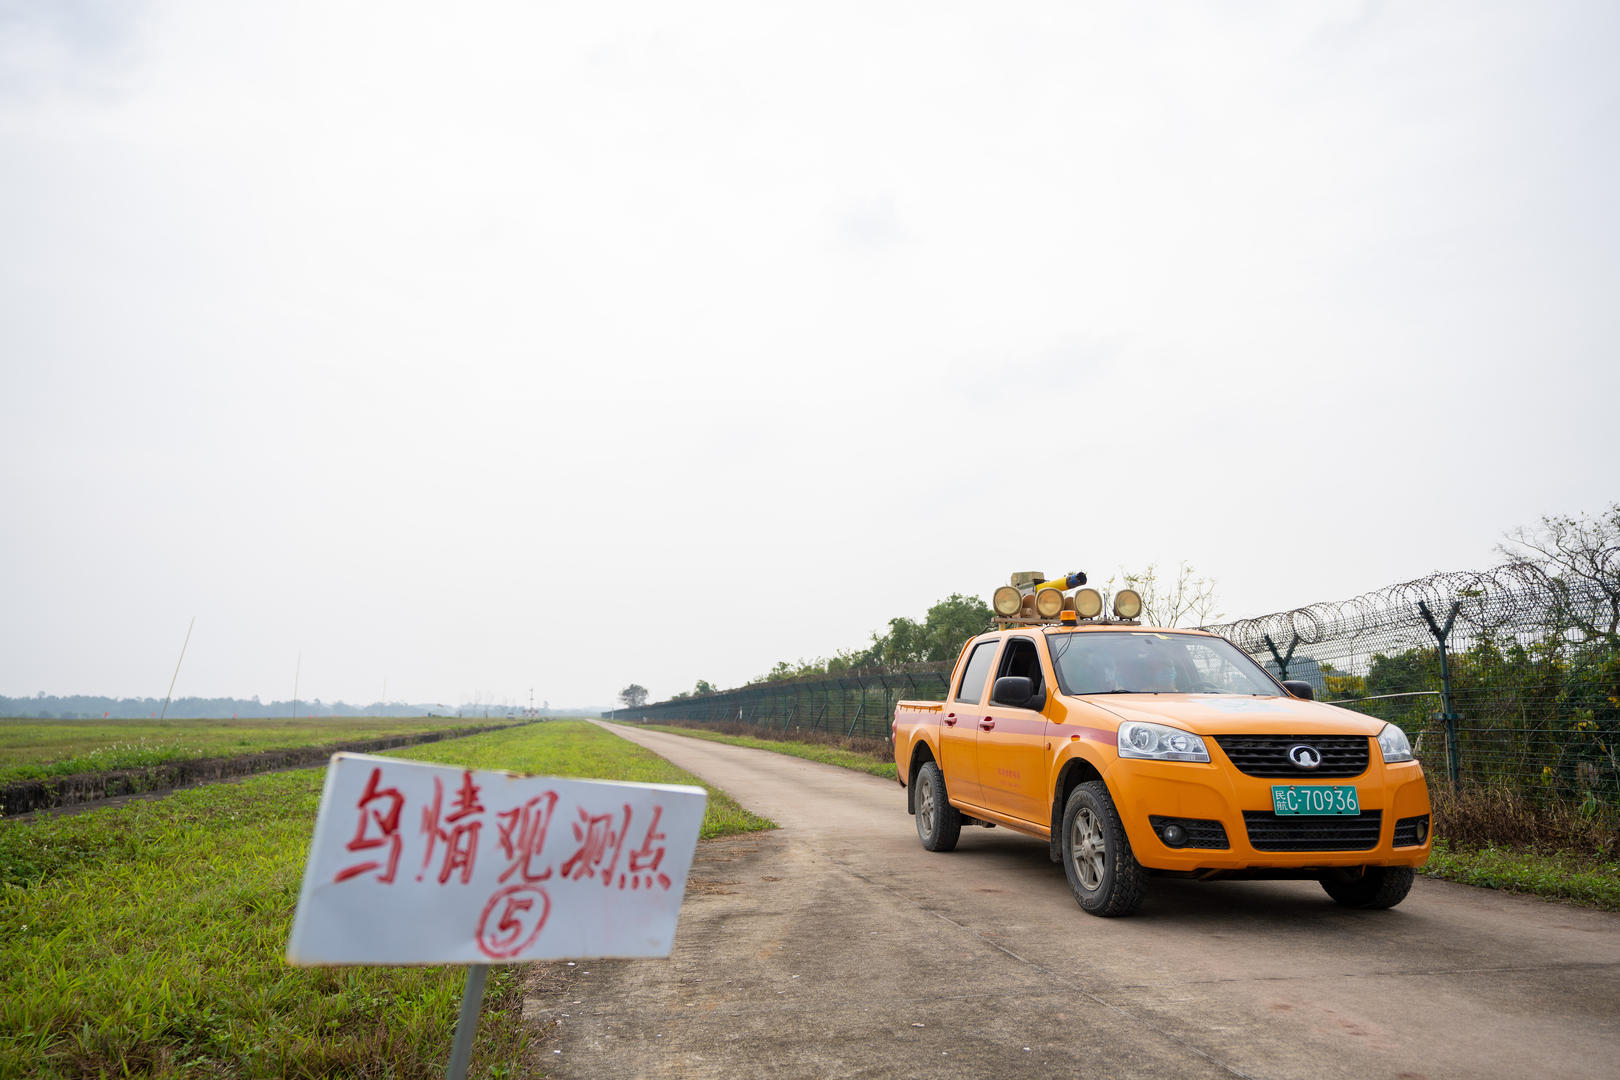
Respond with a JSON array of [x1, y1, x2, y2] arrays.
[[656, 592, 994, 702]]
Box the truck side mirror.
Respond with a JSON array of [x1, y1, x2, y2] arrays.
[[1281, 680, 1315, 701], [991, 675, 1037, 709]]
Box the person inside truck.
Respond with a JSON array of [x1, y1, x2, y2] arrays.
[[1122, 645, 1180, 693], [1146, 648, 1181, 692], [1091, 652, 1122, 692], [1066, 646, 1123, 694]]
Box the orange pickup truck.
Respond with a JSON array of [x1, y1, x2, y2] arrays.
[[893, 579, 1432, 916]]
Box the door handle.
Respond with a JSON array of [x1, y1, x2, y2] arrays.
[[980, 718, 996, 731], [944, 713, 957, 726]]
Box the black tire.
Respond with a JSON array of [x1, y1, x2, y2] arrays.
[[914, 761, 962, 852], [1061, 781, 1147, 917], [1319, 865, 1415, 909]]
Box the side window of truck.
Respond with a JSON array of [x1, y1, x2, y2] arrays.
[[954, 641, 999, 704], [994, 637, 1044, 700]]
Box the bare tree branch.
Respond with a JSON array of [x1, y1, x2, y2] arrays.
[[1106, 562, 1223, 627], [1496, 503, 1620, 641]]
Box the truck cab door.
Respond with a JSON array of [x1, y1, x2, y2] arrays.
[[940, 638, 998, 809], [978, 635, 1053, 826]]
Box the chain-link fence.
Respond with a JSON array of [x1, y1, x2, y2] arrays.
[[615, 663, 952, 741], [619, 562, 1619, 811], [1206, 562, 1618, 812]]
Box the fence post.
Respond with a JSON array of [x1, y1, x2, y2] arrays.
[[1417, 599, 1464, 787], [1262, 633, 1298, 681], [847, 675, 867, 737], [875, 673, 893, 741]]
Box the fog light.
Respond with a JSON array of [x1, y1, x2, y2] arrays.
[[1415, 818, 1429, 843], [1073, 588, 1103, 619], [1161, 823, 1187, 848], [1114, 589, 1143, 620]]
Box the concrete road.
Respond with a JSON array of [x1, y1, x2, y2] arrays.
[[522, 723, 1620, 1079]]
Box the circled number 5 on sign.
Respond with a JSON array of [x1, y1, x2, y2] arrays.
[[477, 885, 552, 959]]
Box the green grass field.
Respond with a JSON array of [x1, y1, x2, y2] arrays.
[[0, 716, 510, 784], [0, 721, 773, 1079]]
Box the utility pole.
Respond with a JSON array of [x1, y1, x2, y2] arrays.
[[159, 617, 196, 723]]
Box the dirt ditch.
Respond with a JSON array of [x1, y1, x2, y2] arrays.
[[0, 722, 525, 817]]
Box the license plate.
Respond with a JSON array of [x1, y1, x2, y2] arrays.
[[1271, 785, 1360, 816]]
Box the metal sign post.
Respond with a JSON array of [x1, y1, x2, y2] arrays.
[[445, 964, 489, 1080]]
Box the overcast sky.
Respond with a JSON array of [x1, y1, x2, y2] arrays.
[[2, 1, 1616, 710]]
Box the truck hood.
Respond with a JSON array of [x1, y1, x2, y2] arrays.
[[1081, 694, 1386, 737]]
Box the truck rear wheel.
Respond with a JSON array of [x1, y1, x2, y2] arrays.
[[1061, 781, 1147, 917], [1319, 865, 1415, 909], [914, 761, 962, 852]]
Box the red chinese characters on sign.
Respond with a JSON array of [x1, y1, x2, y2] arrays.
[[495, 791, 560, 883], [559, 804, 628, 884], [335, 767, 405, 883], [625, 805, 672, 891], [419, 770, 486, 885], [558, 803, 673, 891], [330, 768, 676, 894]]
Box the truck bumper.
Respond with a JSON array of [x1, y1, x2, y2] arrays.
[[1103, 757, 1433, 872]]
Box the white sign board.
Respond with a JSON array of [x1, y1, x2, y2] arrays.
[[286, 753, 707, 966]]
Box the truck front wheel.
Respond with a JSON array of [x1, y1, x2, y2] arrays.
[[1061, 781, 1147, 916], [914, 761, 962, 852]]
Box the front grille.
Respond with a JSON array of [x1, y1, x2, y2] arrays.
[[1393, 814, 1430, 847], [1243, 810, 1383, 851], [1214, 735, 1370, 778], [1149, 815, 1230, 849]]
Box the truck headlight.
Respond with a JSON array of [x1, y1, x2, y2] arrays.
[[1117, 721, 1209, 762], [1377, 724, 1414, 763]]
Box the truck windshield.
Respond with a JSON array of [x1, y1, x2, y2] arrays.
[[1046, 631, 1284, 696]]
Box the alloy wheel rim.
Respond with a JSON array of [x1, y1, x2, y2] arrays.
[[1071, 806, 1106, 890], [918, 779, 935, 836]]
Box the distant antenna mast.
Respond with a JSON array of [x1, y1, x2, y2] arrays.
[[158, 617, 196, 722]]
